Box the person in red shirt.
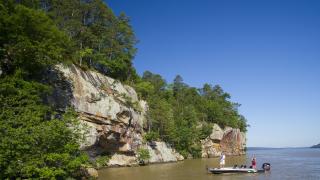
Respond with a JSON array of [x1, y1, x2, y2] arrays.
[[251, 155, 257, 169]]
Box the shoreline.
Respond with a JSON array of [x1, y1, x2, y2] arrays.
[[98, 154, 247, 170]]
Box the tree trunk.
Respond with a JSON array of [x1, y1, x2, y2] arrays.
[[80, 42, 82, 66]]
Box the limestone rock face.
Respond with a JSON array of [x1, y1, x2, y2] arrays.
[[57, 65, 143, 127], [175, 152, 185, 161], [146, 142, 184, 163], [48, 65, 183, 167], [79, 121, 98, 149], [107, 154, 138, 167], [220, 128, 246, 156], [54, 65, 144, 156], [201, 138, 221, 158], [201, 123, 246, 158], [209, 124, 224, 141], [48, 64, 244, 167]]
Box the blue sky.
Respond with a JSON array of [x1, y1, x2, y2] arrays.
[[106, 0, 320, 147]]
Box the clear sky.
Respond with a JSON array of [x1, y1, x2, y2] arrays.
[[106, 0, 320, 147]]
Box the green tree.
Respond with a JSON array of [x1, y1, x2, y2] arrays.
[[0, 3, 89, 178], [171, 105, 199, 157], [148, 97, 174, 141], [142, 71, 167, 92], [134, 80, 154, 100], [137, 148, 151, 163], [139, 72, 248, 157], [0, 3, 72, 78], [24, 0, 141, 80], [173, 75, 186, 97], [13, 0, 138, 81], [0, 76, 88, 179]]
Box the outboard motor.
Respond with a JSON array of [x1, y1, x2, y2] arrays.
[[262, 163, 271, 171]]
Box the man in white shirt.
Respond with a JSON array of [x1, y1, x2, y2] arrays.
[[220, 152, 225, 168]]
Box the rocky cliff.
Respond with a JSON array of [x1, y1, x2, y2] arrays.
[[46, 64, 245, 167], [201, 124, 246, 158], [46, 64, 183, 167]]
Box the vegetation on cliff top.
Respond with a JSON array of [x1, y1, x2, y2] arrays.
[[0, 0, 248, 178], [135, 71, 247, 157], [15, 0, 138, 82]]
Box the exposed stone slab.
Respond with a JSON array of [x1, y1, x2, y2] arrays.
[[209, 124, 224, 141], [108, 154, 138, 167], [147, 141, 184, 163], [201, 124, 246, 158]]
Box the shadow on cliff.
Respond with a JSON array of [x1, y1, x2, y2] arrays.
[[41, 67, 74, 113]]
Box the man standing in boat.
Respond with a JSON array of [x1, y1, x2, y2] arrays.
[[251, 155, 257, 169], [219, 152, 225, 168]]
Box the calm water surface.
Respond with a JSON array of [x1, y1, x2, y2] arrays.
[[98, 148, 320, 180]]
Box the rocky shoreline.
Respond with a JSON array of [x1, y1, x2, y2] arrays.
[[47, 64, 246, 171]]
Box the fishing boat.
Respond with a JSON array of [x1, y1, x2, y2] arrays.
[[207, 163, 271, 174]]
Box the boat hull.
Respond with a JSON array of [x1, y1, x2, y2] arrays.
[[208, 167, 258, 174]]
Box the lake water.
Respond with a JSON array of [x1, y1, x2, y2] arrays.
[[98, 148, 320, 180]]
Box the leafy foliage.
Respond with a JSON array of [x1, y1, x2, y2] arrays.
[[15, 0, 138, 81], [199, 123, 213, 139], [0, 2, 73, 77], [0, 76, 88, 179], [137, 148, 150, 162], [143, 131, 160, 142], [0, 2, 89, 178], [137, 72, 248, 158], [94, 155, 110, 169]]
